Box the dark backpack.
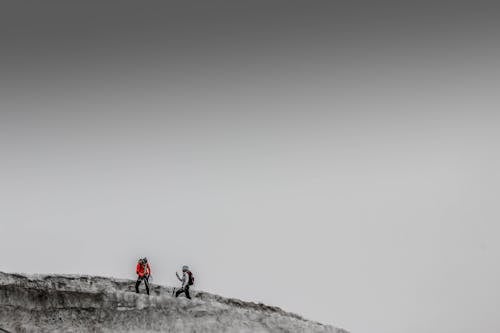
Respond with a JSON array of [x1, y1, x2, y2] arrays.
[[187, 271, 194, 286]]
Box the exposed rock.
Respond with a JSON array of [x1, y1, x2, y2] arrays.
[[0, 272, 347, 333]]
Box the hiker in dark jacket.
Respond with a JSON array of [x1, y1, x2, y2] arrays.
[[175, 265, 193, 299]]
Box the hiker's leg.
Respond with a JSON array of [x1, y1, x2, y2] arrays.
[[135, 278, 141, 293], [175, 288, 184, 297], [185, 286, 191, 299]]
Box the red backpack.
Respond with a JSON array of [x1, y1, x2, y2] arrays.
[[187, 271, 194, 286]]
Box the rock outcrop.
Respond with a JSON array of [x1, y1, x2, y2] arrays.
[[0, 272, 347, 333]]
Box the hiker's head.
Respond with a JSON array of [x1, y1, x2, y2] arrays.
[[182, 265, 189, 272], [143, 258, 148, 264]]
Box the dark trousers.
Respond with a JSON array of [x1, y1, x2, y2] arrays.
[[175, 285, 191, 299], [135, 276, 150, 295]]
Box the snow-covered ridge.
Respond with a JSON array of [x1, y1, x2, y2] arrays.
[[0, 271, 348, 333]]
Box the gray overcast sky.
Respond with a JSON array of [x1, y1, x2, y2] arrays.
[[1, 2, 500, 333]]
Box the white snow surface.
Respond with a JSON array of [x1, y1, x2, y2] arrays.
[[0, 271, 348, 333]]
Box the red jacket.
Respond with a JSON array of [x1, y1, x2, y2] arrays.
[[136, 263, 151, 277]]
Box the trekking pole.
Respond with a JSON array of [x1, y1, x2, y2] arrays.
[[173, 271, 179, 296], [173, 271, 181, 296], [147, 274, 152, 295]]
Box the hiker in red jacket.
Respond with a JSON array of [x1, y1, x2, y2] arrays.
[[135, 257, 151, 295]]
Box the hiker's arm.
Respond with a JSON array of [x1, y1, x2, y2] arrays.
[[176, 272, 182, 282]]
